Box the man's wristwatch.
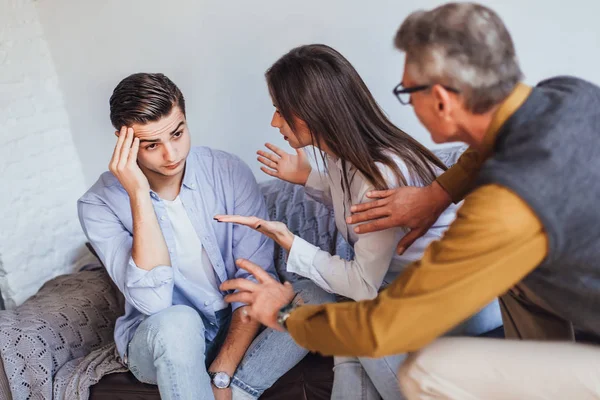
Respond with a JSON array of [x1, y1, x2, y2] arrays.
[[208, 371, 231, 389], [277, 293, 302, 330]]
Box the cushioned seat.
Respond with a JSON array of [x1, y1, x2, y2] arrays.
[[3, 145, 498, 399], [88, 145, 498, 400], [89, 328, 509, 400], [90, 353, 334, 400]]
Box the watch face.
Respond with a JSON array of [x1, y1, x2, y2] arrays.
[[213, 372, 231, 389]]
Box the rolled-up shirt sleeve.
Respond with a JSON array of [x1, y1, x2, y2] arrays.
[[78, 199, 174, 315], [286, 220, 401, 301]]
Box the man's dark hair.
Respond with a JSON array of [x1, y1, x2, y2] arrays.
[[109, 73, 186, 130]]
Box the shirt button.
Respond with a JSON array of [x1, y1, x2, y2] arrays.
[[160, 216, 165, 221], [210, 322, 215, 326], [204, 300, 210, 306], [190, 184, 196, 189]]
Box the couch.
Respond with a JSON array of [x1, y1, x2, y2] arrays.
[[0, 145, 505, 400]]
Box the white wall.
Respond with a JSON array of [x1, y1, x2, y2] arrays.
[[1, 0, 598, 306], [0, 0, 93, 308], [35, 0, 600, 187]]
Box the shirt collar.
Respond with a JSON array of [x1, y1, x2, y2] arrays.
[[181, 155, 198, 190], [325, 153, 349, 172], [480, 82, 532, 159]]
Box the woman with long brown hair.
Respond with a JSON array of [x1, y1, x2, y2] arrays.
[[216, 44, 498, 399]]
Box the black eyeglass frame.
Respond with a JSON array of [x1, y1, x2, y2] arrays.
[[393, 83, 460, 105]]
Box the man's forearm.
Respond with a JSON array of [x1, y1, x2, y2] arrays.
[[130, 191, 171, 270], [286, 185, 548, 357], [209, 307, 261, 376], [436, 147, 482, 203]]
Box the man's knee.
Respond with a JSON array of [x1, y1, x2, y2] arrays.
[[398, 351, 422, 399], [143, 305, 206, 362], [292, 279, 336, 305], [398, 339, 458, 399]]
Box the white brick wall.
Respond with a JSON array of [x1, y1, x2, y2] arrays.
[[0, 0, 93, 308]]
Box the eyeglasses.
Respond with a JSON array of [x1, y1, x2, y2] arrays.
[[393, 83, 460, 105]]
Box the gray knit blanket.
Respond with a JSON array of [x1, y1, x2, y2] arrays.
[[0, 146, 468, 400], [0, 268, 124, 400]]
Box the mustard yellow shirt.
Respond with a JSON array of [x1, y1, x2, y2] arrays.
[[286, 83, 549, 357]]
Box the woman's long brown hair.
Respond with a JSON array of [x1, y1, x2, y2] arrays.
[[266, 44, 447, 201]]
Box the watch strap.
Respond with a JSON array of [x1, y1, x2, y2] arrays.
[[277, 293, 302, 330]]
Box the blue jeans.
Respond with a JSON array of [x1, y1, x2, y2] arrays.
[[331, 300, 503, 399], [127, 279, 335, 400]]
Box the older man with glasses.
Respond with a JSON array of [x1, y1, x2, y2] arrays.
[[220, 2, 600, 399]]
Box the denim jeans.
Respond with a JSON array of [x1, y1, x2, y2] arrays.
[[127, 279, 335, 400], [331, 300, 503, 399]]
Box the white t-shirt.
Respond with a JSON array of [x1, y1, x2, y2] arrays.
[[162, 196, 227, 311]]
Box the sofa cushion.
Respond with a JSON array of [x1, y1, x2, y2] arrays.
[[90, 352, 333, 400], [259, 179, 354, 282], [89, 371, 159, 400], [260, 353, 333, 400]]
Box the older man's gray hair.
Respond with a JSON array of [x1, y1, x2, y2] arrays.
[[395, 2, 523, 114]]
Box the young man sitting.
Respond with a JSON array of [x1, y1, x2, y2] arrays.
[[78, 73, 332, 400]]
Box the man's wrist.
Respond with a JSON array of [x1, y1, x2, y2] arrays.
[[129, 187, 151, 201], [208, 362, 235, 378], [277, 292, 302, 330]]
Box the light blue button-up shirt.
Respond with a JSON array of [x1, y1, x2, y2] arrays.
[[78, 146, 276, 360]]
